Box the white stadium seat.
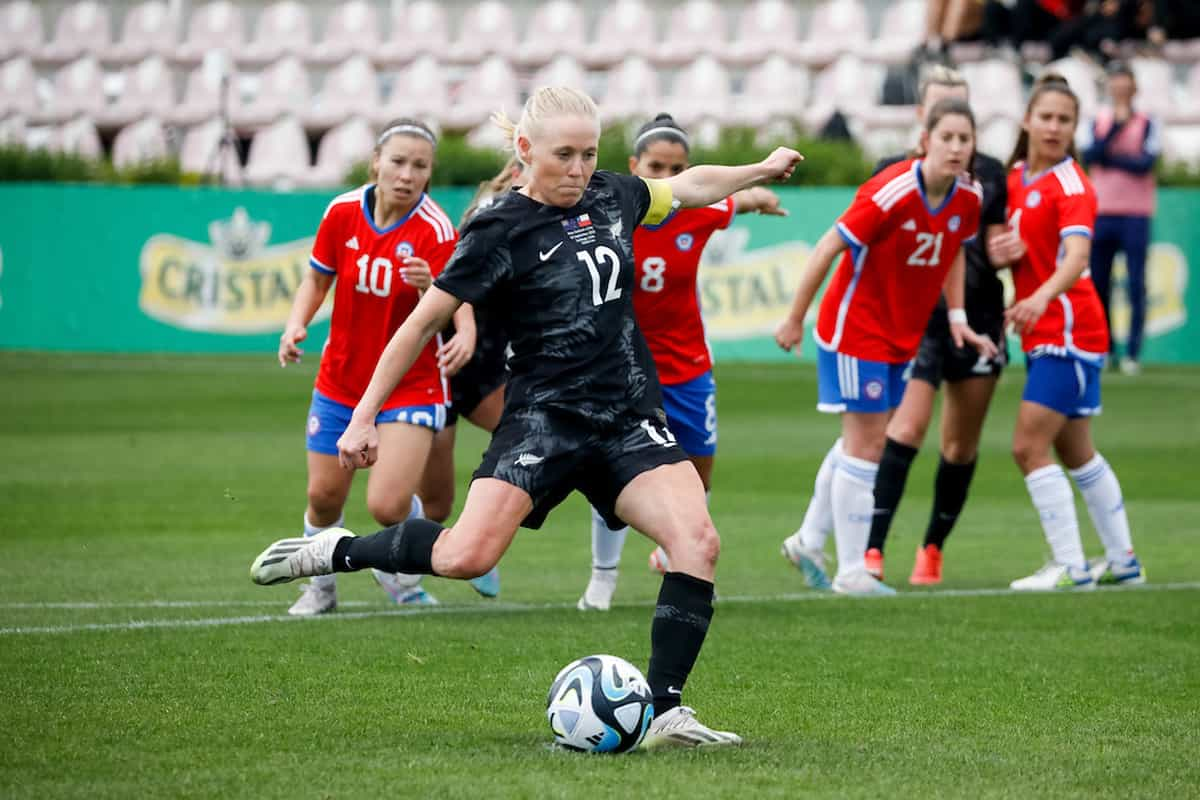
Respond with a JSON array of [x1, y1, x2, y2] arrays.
[[55, 114, 104, 158], [383, 0, 450, 66], [111, 116, 169, 168], [0, 57, 38, 117], [735, 55, 809, 127], [962, 58, 1023, 124], [231, 55, 311, 129], [530, 55, 589, 95], [102, 56, 176, 128], [799, 0, 870, 67], [725, 0, 801, 66], [656, 1, 729, 66], [378, 54, 450, 127], [244, 114, 311, 188], [104, 1, 176, 64], [442, 55, 520, 130], [307, 0, 380, 66], [1162, 124, 1200, 167], [39, 1, 111, 66], [1044, 56, 1100, 124], [176, 1, 246, 66], [518, 0, 589, 68], [172, 60, 227, 127], [868, 0, 926, 65], [239, 0, 312, 66], [663, 55, 733, 128], [598, 56, 661, 124], [446, 1, 517, 65], [0, 112, 25, 145], [583, 0, 655, 67], [307, 55, 380, 130], [0, 1, 44, 61], [977, 116, 1019, 162], [1128, 57, 1173, 120], [179, 115, 242, 181], [306, 116, 376, 188], [35, 56, 106, 125], [803, 55, 882, 132]]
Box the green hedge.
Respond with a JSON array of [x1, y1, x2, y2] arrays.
[[0, 144, 185, 184]]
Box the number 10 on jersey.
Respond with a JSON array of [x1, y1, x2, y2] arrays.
[[577, 246, 623, 306]]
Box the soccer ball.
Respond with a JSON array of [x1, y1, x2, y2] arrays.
[[546, 654, 654, 753]]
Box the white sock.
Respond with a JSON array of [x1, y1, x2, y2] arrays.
[[1024, 464, 1086, 569], [797, 438, 841, 551], [590, 506, 628, 570], [1068, 453, 1134, 562], [831, 453, 877, 578], [304, 512, 343, 588]]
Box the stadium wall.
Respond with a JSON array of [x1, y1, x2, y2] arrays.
[[0, 183, 1194, 363]]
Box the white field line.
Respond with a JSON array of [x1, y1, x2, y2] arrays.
[[2, 582, 1198, 637]]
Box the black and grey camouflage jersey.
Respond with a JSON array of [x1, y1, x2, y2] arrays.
[[874, 151, 1008, 321], [433, 170, 669, 430]]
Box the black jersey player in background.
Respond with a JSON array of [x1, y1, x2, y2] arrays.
[[251, 86, 803, 747], [863, 65, 1011, 586]]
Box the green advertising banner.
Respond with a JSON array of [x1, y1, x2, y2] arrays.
[[0, 183, 1194, 362]]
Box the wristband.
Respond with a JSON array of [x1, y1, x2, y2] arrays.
[[947, 308, 968, 325]]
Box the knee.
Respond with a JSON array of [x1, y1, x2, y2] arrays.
[[887, 419, 927, 449], [1011, 438, 1042, 474], [366, 493, 412, 527], [682, 517, 720, 569], [306, 483, 344, 519], [942, 438, 977, 464], [421, 490, 454, 524]]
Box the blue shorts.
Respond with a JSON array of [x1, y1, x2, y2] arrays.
[[662, 371, 717, 457], [305, 390, 446, 455], [817, 348, 910, 414], [1022, 353, 1102, 418]]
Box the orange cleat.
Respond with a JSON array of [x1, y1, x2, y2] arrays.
[[909, 543, 943, 585], [864, 547, 884, 581]]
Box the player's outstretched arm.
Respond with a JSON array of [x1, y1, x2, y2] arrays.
[[774, 225, 845, 353], [733, 186, 788, 216], [667, 147, 803, 210], [338, 287, 462, 469], [1005, 235, 1091, 334], [278, 270, 334, 367]]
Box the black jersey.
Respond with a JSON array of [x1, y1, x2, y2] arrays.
[[874, 151, 1008, 319], [434, 170, 666, 430]]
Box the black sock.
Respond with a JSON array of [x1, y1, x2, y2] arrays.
[[647, 571, 714, 713], [866, 438, 919, 553], [331, 518, 444, 575], [923, 455, 977, 549]]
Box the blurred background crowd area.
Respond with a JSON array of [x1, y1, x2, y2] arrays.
[[2, 0, 1200, 188]]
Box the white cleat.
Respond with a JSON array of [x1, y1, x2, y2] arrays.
[[251, 528, 352, 586], [577, 568, 618, 611], [642, 706, 742, 749], [1010, 561, 1096, 591], [287, 581, 337, 616], [831, 567, 897, 597], [781, 534, 832, 590], [373, 569, 438, 606]]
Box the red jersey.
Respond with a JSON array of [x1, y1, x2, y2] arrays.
[[815, 159, 983, 363], [1006, 158, 1108, 361], [632, 198, 735, 385], [309, 186, 457, 409]]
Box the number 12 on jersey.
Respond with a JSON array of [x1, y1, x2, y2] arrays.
[[577, 245, 623, 306]]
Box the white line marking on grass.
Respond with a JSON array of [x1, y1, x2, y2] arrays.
[[0, 600, 375, 609], [2, 582, 1198, 637]]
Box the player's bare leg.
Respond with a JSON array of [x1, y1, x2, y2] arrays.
[[644, 454, 712, 575], [367, 422, 438, 604], [286, 452, 356, 615], [418, 424, 457, 524]]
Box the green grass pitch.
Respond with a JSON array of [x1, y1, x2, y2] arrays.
[[1, 353, 1197, 798]]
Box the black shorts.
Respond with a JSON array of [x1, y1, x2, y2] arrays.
[[474, 408, 687, 530], [910, 305, 1009, 388], [445, 334, 508, 428]]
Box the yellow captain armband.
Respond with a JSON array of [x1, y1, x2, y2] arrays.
[[640, 177, 675, 226]]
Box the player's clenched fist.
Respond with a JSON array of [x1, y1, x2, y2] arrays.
[[774, 315, 805, 353], [761, 147, 804, 183], [279, 324, 307, 367], [336, 418, 379, 470]]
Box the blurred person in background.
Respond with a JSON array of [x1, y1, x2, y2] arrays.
[[1082, 60, 1160, 375], [1148, 0, 1200, 44]]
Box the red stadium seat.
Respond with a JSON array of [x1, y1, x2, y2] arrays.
[[725, 0, 801, 66], [103, 1, 177, 65], [798, 0, 870, 68], [38, 0, 111, 66], [583, 0, 656, 67], [239, 0, 312, 67], [176, 1, 246, 66], [598, 56, 661, 124], [307, 0, 380, 66], [111, 116, 169, 168], [307, 55, 381, 130], [231, 56, 311, 129], [517, 0, 589, 68], [306, 116, 376, 188], [0, 1, 44, 61], [446, 1, 517, 66]]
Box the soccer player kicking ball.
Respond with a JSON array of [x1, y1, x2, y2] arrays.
[[776, 99, 997, 596], [252, 86, 803, 747], [990, 74, 1144, 590]]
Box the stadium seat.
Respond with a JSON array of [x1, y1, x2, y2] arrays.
[[305, 115, 375, 188], [0, 57, 38, 117], [244, 114, 311, 189], [0, 112, 25, 145], [34, 56, 106, 125], [171, 58, 230, 126], [655, 1, 729, 66], [176, 0, 246, 65], [977, 116, 1018, 161], [517, 0, 588, 68], [379, 54, 450, 127], [101, 55, 175, 128], [103, 1, 176, 64], [306, 0, 380, 66], [1162, 37, 1200, 64], [382, 0, 450, 65], [446, 1, 517, 65], [1173, 63, 1200, 125], [597, 56, 661, 123], [1044, 56, 1100, 124], [0, 1, 45, 61], [442, 55, 520, 130], [179, 115, 242, 182], [239, 0, 312, 66], [111, 116, 169, 168], [55, 114, 103, 158], [663, 55, 733, 127], [961, 58, 1023, 124], [582, 0, 655, 67], [867, 0, 925, 65], [530, 55, 589, 95], [307, 55, 381, 130], [231, 56, 311, 129], [725, 0, 801, 66], [803, 55, 882, 132], [734, 54, 809, 127], [1162, 124, 1200, 167], [798, 0, 870, 67], [1128, 57, 1173, 120], [38, 1, 111, 66]]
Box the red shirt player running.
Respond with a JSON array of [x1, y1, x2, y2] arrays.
[[776, 99, 995, 596]]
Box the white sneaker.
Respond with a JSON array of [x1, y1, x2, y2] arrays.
[[1119, 357, 1141, 376], [781, 534, 832, 590], [251, 528, 351, 585], [287, 581, 337, 616], [1010, 561, 1096, 591], [577, 568, 618, 611], [831, 567, 897, 596], [642, 705, 742, 749], [648, 546, 670, 574], [373, 569, 438, 606]]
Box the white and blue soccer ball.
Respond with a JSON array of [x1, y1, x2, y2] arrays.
[[546, 654, 654, 753]]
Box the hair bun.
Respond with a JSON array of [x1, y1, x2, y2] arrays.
[[653, 112, 674, 123], [1035, 71, 1071, 90]]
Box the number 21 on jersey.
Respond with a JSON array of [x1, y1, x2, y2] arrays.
[[577, 245, 623, 306], [907, 232, 944, 267]]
